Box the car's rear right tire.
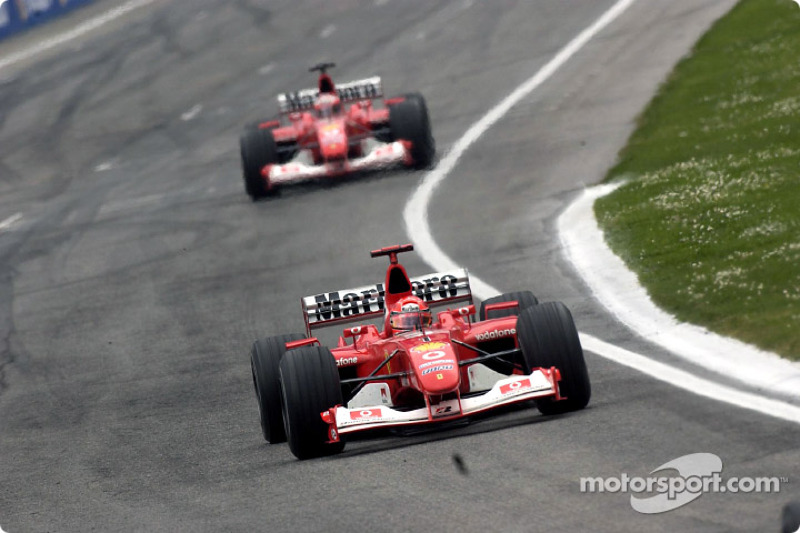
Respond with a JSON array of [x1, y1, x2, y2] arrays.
[[279, 346, 345, 460], [516, 301, 591, 415], [251, 333, 305, 443], [240, 126, 279, 200]]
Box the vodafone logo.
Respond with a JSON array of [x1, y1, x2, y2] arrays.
[[476, 328, 516, 341], [421, 350, 447, 361], [500, 378, 532, 395], [350, 408, 382, 420], [337, 356, 358, 367]]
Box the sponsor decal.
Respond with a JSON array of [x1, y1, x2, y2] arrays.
[[411, 274, 461, 302], [350, 408, 382, 420], [337, 356, 358, 367], [421, 350, 447, 361], [278, 78, 383, 113], [500, 378, 532, 395], [279, 89, 317, 112], [476, 328, 516, 341], [349, 326, 362, 335], [304, 269, 470, 324], [419, 359, 455, 369], [421, 365, 453, 375], [433, 405, 453, 415], [309, 286, 385, 322], [436, 374, 443, 380], [335, 78, 382, 101], [411, 341, 447, 353]]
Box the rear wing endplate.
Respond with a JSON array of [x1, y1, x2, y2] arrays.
[[302, 268, 471, 335], [277, 76, 384, 113]]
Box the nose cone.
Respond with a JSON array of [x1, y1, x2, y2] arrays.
[[408, 341, 460, 394], [318, 123, 347, 161]]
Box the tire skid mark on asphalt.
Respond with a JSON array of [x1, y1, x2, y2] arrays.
[[403, 0, 800, 424]]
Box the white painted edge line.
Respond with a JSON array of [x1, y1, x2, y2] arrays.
[[403, 0, 800, 424], [559, 184, 800, 398], [581, 334, 800, 424], [0, 212, 22, 231], [0, 0, 157, 72]]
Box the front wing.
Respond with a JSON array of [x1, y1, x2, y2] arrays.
[[264, 140, 412, 186], [321, 368, 562, 442]]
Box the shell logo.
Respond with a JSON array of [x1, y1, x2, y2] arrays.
[[411, 341, 447, 353]]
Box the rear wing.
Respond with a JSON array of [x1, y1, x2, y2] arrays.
[[277, 76, 384, 113], [302, 268, 472, 335]]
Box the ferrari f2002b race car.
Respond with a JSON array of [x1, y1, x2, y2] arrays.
[[239, 63, 435, 200], [250, 244, 591, 459]]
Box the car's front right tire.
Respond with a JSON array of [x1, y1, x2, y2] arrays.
[[240, 126, 279, 200], [279, 346, 345, 460]]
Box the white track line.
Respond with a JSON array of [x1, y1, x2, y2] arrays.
[[0, 0, 157, 72], [560, 185, 800, 399], [403, 0, 800, 424], [0, 212, 22, 231]]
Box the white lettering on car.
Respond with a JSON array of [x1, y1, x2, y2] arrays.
[[475, 328, 516, 341]]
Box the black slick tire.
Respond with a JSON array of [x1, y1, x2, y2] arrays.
[[516, 302, 591, 415], [479, 291, 539, 320], [279, 346, 345, 460], [251, 333, 305, 443], [388, 93, 435, 169], [240, 126, 279, 200]]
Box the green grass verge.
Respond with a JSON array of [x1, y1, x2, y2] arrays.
[[595, 0, 800, 360]]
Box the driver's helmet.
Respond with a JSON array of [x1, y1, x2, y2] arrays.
[[389, 296, 432, 332], [314, 93, 342, 119]]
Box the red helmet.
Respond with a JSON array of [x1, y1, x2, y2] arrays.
[[389, 296, 432, 332], [314, 93, 342, 119]]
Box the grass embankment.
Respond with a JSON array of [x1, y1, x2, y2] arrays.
[[595, 0, 800, 359]]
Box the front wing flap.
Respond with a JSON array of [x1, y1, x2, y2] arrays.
[[321, 368, 561, 442], [265, 141, 411, 185]]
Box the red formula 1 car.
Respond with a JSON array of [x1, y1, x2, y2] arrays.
[[239, 63, 435, 200], [250, 244, 591, 459]]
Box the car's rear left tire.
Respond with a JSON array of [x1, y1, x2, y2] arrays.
[[475, 291, 539, 374], [516, 301, 591, 415], [279, 346, 345, 459], [240, 126, 279, 200], [251, 333, 305, 443], [388, 93, 435, 169], [479, 291, 539, 320]]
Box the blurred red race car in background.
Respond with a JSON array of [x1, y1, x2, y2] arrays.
[[250, 244, 591, 459], [239, 63, 435, 200]]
